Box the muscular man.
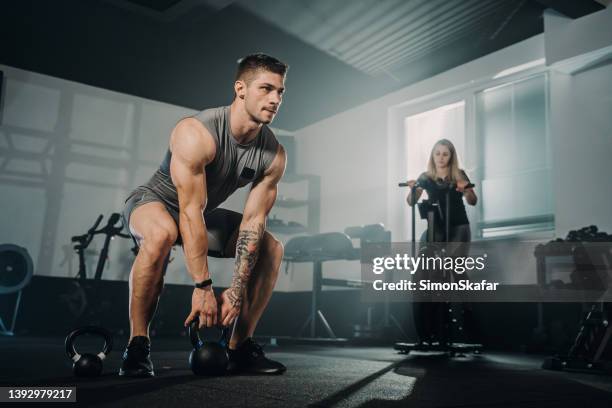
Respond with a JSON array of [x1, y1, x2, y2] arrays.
[[119, 53, 288, 377]]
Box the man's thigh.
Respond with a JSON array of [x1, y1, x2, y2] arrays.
[[204, 208, 243, 258], [123, 189, 179, 245], [125, 192, 249, 258]]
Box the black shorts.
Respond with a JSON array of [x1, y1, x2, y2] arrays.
[[123, 188, 242, 258]]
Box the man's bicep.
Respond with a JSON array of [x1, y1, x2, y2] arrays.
[[169, 121, 212, 209], [172, 158, 207, 209]]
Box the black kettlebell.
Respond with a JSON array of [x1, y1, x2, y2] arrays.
[[65, 326, 113, 377], [188, 317, 229, 376]]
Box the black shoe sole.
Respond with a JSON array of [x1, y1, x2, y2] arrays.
[[118, 368, 155, 378]]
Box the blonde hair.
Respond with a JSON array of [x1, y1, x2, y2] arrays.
[[426, 139, 463, 182]]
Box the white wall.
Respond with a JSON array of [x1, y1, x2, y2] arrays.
[[549, 65, 612, 234], [544, 7, 612, 65], [545, 6, 612, 235]]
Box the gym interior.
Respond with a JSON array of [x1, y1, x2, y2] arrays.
[[1, 1, 612, 407]]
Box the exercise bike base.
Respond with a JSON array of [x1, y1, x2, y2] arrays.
[[394, 341, 483, 355]]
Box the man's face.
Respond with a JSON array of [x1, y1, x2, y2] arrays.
[[241, 71, 285, 125]]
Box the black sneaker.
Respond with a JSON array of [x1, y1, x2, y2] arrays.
[[119, 336, 154, 377], [227, 338, 286, 375]]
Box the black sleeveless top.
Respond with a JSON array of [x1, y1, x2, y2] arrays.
[[417, 170, 471, 226]]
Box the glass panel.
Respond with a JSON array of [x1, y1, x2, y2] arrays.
[[476, 74, 553, 236]]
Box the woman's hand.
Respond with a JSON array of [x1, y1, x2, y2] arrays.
[[406, 179, 422, 206], [457, 179, 478, 205], [456, 179, 470, 193]]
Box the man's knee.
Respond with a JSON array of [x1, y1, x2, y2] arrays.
[[140, 224, 177, 261]]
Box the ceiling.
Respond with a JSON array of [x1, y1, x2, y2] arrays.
[[240, 0, 529, 77], [1, 0, 606, 130]]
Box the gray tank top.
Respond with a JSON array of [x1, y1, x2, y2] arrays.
[[145, 106, 279, 214]]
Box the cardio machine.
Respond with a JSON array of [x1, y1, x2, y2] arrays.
[[394, 180, 483, 356], [60, 213, 136, 326]]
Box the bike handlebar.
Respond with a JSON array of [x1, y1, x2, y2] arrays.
[[90, 214, 104, 233], [71, 213, 128, 246], [397, 181, 474, 189]]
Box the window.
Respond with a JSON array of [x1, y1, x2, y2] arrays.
[[475, 74, 553, 237]]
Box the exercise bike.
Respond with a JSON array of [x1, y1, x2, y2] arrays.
[[394, 181, 483, 356]]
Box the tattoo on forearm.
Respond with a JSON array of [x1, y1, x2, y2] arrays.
[[228, 223, 264, 307]]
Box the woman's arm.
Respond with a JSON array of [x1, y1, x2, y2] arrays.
[[406, 174, 428, 206], [456, 170, 477, 206], [406, 181, 423, 206], [463, 186, 477, 206]]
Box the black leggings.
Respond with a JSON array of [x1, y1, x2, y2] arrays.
[[419, 223, 471, 260], [414, 223, 480, 343], [419, 223, 471, 245]]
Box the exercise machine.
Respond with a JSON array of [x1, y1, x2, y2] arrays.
[[394, 181, 483, 355], [60, 213, 135, 324]]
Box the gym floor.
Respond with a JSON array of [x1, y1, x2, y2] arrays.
[[1, 337, 611, 407]]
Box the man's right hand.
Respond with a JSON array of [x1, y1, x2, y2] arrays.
[[184, 287, 218, 328]]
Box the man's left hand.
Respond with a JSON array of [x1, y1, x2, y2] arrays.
[[219, 288, 241, 327]]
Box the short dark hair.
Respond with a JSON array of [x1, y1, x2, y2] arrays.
[[235, 53, 288, 83]]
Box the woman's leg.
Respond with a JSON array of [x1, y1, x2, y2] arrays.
[[448, 224, 482, 344]]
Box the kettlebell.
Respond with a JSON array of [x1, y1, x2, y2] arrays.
[[188, 317, 229, 376], [65, 326, 113, 377]]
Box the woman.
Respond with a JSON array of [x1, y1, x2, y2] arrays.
[[406, 138, 477, 243], [406, 139, 480, 345]]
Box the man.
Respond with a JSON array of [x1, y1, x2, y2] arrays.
[[119, 53, 288, 377]]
